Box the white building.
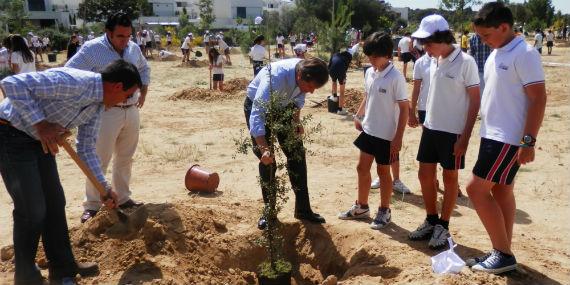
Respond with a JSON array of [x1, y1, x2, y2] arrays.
[[263, 0, 295, 14], [23, 0, 78, 28], [391, 7, 409, 23]]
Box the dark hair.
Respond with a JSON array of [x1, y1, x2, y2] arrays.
[[463, 30, 469, 35], [208, 47, 220, 65], [105, 12, 132, 31], [363, 32, 393, 58], [2, 35, 13, 49], [472, 2, 513, 28], [295, 58, 329, 87], [404, 32, 411, 36], [101, 59, 142, 90], [11, 35, 34, 63], [416, 30, 455, 45], [254, 35, 265, 45]]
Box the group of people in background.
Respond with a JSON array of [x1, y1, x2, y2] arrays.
[[0, 34, 37, 75]]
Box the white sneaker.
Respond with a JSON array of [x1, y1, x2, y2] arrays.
[[428, 224, 450, 249], [338, 202, 370, 220], [370, 208, 391, 230], [370, 178, 380, 189], [393, 180, 411, 194]]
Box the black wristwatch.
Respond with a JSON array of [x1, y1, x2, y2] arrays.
[[520, 134, 536, 148]]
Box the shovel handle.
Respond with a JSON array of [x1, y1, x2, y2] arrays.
[[59, 138, 108, 198]]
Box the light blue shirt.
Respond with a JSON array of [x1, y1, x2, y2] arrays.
[[247, 58, 305, 137], [0, 68, 108, 187], [65, 34, 150, 105]]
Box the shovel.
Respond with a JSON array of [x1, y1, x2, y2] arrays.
[[58, 138, 148, 240]]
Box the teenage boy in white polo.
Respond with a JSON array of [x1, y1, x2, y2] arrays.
[[408, 15, 480, 249], [408, 51, 431, 127], [466, 2, 546, 274], [338, 32, 409, 230]]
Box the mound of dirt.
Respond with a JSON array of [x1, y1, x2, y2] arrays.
[[343, 88, 365, 113], [169, 78, 250, 102], [175, 59, 209, 68]]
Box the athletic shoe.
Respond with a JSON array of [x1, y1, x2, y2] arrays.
[[393, 179, 411, 194], [370, 208, 391, 230], [428, 224, 451, 249], [370, 178, 380, 189], [337, 109, 348, 115], [409, 219, 435, 240], [466, 251, 493, 267], [338, 202, 370, 220], [471, 249, 517, 274]]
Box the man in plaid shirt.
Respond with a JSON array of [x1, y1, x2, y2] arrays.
[[0, 60, 141, 284], [469, 34, 492, 95]]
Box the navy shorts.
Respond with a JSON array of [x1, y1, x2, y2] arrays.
[[417, 127, 464, 170], [418, 110, 426, 124], [473, 138, 520, 185], [330, 72, 347, 85], [354, 132, 397, 165], [401, 52, 413, 63], [213, 74, 224, 81]]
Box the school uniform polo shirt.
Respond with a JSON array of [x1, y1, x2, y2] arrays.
[[480, 36, 545, 146], [249, 45, 266, 61], [424, 46, 479, 134], [412, 53, 431, 111], [362, 62, 408, 141]]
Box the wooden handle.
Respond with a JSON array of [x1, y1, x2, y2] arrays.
[[59, 139, 108, 197]]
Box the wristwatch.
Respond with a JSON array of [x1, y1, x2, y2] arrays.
[[520, 134, 536, 148]]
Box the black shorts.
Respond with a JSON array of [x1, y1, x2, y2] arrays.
[[167, 41, 172, 45], [418, 110, 426, 124], [546, 41, 553, 47], [417, 127, 464, 170], [146, 42, 152, 48], [473, 138, 520, 185], [354, 132, 397, 165], [181, 48, 189, 55], [401, 52, 413, 63], [213, 74, 224, 81], [290, 42, 296, 47], [139, 44, 145, 50], [224, 48, 230, 55], [277, 43, 284, 49], [330, 72, 347, 85]]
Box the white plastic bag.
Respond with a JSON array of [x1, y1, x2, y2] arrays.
[[431, 237, 466, 274]]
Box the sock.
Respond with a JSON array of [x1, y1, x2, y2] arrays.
[[379, 207, 390, 213], [358, 202, 369, 209], [438, 218, 449, 229], [496, 249, 513, 258], [426, 214, 439, 225]]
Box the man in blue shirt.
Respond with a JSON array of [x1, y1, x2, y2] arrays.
[[244, 58, 329, 228], [66, 12, 151, 223], [0, 60, 141, 285], [469, 34, 492, 96]]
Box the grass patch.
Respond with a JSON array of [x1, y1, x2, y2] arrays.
[[158, 144, 202, 163]]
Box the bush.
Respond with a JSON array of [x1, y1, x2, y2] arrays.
[[36, 28, 71, 52]]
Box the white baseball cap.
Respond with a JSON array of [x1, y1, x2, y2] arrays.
[[293, 43, 307, 53], [412, 15, 449, 39]]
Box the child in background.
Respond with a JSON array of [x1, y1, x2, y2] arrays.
[[461, 30, 469, 52], [249, 35, 266, 76], [209, 48, 225, 91], [338, 32, 409, 230], [328, 50, 352, 115], [466, 2, 546, 274]]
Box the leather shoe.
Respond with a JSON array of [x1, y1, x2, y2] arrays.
[[257, 217, 267, 230], [80, 210, 98, 223], [295, 211, 326, 224], [119, 199, 144, 209], [77, 262, 99, 277]]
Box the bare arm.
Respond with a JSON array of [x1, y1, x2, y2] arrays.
[[518, 83, 547, 164], [391, 100, 409, 156], [408, 80, 422, 127], [454, 86, 480, 156]]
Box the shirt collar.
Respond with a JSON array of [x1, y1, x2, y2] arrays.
[[373, 62, 394, 78], [103, 35, 128, 56], [442, 45, 462, 64], [498, 36, 524, 52]]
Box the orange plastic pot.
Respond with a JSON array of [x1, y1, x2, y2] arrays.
[[185, 164, 219, 192]]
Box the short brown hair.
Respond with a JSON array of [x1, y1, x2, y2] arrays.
[[295, 58, 329, 87]]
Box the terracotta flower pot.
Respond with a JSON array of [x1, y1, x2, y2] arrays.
[[185, 164, 219, 192]]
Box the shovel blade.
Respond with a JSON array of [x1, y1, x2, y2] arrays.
[[105, 206, 149, 240]]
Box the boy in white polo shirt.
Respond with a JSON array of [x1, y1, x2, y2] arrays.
[[408, 15, 481, 249], [408, 51, 431, 127], [466, 2, 546, 274], [338, 32, 409, 230]]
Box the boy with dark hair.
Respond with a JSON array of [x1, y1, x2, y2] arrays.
[[328, 50, 352, 115], [408, 15, 480, 249], [466, 2, 546, 274], [338, 32, 409, 230]]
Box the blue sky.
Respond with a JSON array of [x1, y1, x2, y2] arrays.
[[386, 0, 570, 14]]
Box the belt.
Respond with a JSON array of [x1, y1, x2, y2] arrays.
[[113, 104, 136, 109]]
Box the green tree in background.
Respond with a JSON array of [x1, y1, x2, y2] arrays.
[[198, 0, 215, 31], [527, 0, 555, 26], [440, 0, 482, 30], [0, 0, 28, 33], [78, 0, 150, 22]]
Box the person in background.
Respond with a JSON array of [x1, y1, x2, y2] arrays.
[[87, 31, 95, 41], [217, 35, 231, 65], [166, 31, 172, 50], [397, 32, 413, 81], [276, 33, 285, 59], [249, 35, 266, 76], [181, 33, 193, 63], [469, 33, 492, 96], [293, 43, 307, 59], [534, 29, 543, 54], [203, 30, 211, 54], [9, 35, 36, 74], [30, 32, 43, 63], [42, 35, 50, 53], [0, 36, 11, 75], [154, 32, 161, 51], [546, 29, 554, 55], [328, 50, 352, 115], [461, 30, 469, 52], [289, 33, 297, 55], [67, 35, 80, 61], [209, 47, 225, 91]]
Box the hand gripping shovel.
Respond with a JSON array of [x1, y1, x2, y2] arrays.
[[58, 138, 148, 240]]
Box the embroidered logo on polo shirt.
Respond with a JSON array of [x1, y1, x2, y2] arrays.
[[498, 63, 509, 70], [378, 87, 387, 93], [445, 73, 456, 79]]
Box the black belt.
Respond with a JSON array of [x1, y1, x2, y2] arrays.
[[113, 104, 135, 109]]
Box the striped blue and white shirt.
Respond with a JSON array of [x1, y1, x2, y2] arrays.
[[65, 34, 150, 105], [0, 68, 109, 187], [246, 58, 305, 137]]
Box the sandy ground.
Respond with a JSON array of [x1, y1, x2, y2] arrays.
[[0, 40, 569, 284]]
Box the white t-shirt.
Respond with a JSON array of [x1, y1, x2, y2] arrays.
[[31, 36, 41, 48], [534, 33, 543, 48], [480, 36, 545, 146], [87, 34, 95, 41], [290, 35, 297, 43], [0, 47, 9, 71], [398, 36, 411, 53], [276, 35, 285, 45], [166, 34, 172, 41], [412, 54, 431, 111], [218, 38, 229, 50], [10, 51, 36, 74], [212, 55, 224, 74], [154, 34, 160, 42], [203, 34, 210, 43], [424, 46, 479, 134], [546, 32, 554, 41], [249, 44, 266, 61], [362, 63, 408, 141], [159, 50, 175, 59], [42, 37, 49, 47], [181, 36, 191, 49]]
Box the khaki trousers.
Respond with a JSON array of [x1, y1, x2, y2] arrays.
[[83, 106, 139, 211]]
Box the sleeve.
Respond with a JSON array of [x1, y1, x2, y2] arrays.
[[10, 52, 22, 66], [412, 59, 423, 80], [294, 93, 305, 109], [76, 111, 108, 187], [514, 48, 545, 87], [248, 70, 272, 137], [64, 43, 95, 71], [1, 75, 46, 125], [135, 45, 151, 85], [393, 74, 408, 102], [463, 57, 480, 89]]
